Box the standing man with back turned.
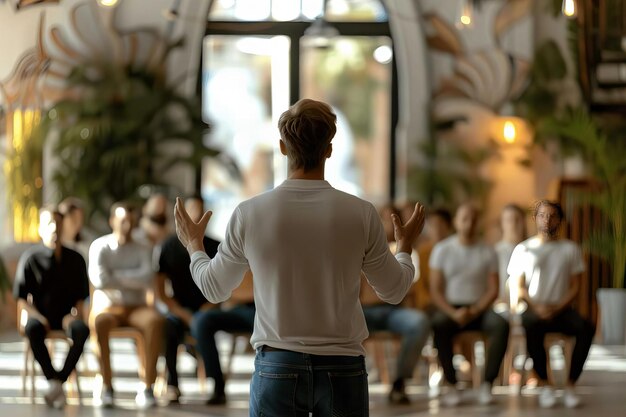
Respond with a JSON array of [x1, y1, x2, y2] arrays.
[[175, 98, 425, 416]]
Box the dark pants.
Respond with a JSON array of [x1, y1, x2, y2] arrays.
[[168, 304, 255, 391], [431, 308, 510, 385], [521, 307, 595, 383], [24, 318, 90, 382], [250, 348, 368, 417]]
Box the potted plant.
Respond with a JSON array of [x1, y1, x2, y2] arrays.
[[39, 61, 221, 230], [540, 108, 626, 344]]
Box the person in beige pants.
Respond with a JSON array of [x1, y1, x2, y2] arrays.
[[88, 202, 164, 409]]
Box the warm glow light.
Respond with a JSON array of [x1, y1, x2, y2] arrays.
[[456, 0, 474, 29], [98, 0, 119, 7], [503, 120, 516, 143], [562, 0, 576, 18]]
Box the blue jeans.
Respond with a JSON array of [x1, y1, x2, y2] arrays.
[[250, 348, 368, 417], [363, 305, 431, 380]]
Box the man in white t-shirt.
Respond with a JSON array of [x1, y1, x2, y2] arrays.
[[508, 200, 595, 409], [429, 203, 509, 406], [174, 99, 425, 416]]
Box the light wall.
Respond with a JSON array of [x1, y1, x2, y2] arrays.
[[0, 0, 578, 246]]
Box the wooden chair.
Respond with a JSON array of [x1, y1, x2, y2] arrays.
[[509, 329, 575, 390], [20, 329, 84, 404], [364, 331, 401, 384], [364, 331, 435, 385], [452, 331, 486, 389], [223, 331, 254, 381], [154, 334, 207, 397], [18, 300, 84, 404], [544, 333, 575, 386]]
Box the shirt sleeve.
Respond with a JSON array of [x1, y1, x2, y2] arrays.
[[189, 206, 250, 303], [76, 254, 90, 302], [506, 244, 525, 279], [88, 239, 120, 289], [361, 204, 414, 305], [428, 241, 445, 270], [488, 247, 498, 274], [13, 253, 32, 301], [570, 244, 585, 275]]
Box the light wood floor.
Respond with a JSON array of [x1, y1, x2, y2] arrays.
[[0, 330, 624, 416]]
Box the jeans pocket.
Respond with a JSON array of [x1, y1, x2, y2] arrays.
[[328, 370, 368, 417], [255, 371, 299, 417]]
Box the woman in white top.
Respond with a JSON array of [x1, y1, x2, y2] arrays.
[[175, 99, 425, 416]]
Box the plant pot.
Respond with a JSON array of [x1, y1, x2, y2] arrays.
[[596, 288, 626, 345]]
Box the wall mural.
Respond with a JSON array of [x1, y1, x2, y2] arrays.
[[0, 1, 212, 242], [425, 0, 532, 140], [408, 0, 534, 209]]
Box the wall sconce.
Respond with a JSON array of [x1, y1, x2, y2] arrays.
[[456, 0, 474, 29], [492, 116, 529, 146], [503, 120, 516, 144], [98, 0, 120, 7], [562, 0, 577, 19]]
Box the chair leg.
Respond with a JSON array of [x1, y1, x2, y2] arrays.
[[197, 354, 206, 394], [21, 341, 29, 397], [29, 348, 36, 403]]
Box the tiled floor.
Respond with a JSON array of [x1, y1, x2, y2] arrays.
[[0, 330, 625, 416]]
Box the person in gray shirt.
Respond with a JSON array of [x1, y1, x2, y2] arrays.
[[88, 202, 164, 409]]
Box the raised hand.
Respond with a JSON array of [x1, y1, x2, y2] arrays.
[[391, 202, 426, 254], [174, 197, 212, 254]]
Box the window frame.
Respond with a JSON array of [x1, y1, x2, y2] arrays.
[[197, 19, 398, 199]]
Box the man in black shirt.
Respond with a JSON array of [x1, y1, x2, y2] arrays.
[[156, 195, 221, 403], [13, 206, 90, 408]]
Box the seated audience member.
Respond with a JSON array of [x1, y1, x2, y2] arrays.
[[13, 206, 90, 408], [156, 195, 222, 404], [58, 197, 95, 262], [508, 200, 595, 409], [181, 270, 256, 405], [361, 203, 430, 404], [494, 203, 527, 313], [413, 207, 453, 311], [88, 202, 164, 408], [135, 192, 172, 247], [429, 203, 509, 406]]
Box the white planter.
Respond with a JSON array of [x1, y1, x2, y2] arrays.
[[596, 288, 626, 345]]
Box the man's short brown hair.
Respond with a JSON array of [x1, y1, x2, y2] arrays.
[[278, 99, 337, 172]]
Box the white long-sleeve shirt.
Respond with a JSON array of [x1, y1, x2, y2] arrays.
[[190, 179, 414, 356], [88, 234, 154, 309]]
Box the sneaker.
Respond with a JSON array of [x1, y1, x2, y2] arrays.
[[44, 379, 64, 408], [538, 386, 556, 408], [44, 380, 62, 406], [100, 388, 114, 408], [135, 388, 156, 409], [477, 382, 493, 405], [564, 387, 581, 408], [441, 387, 461, 407], [206, 391, 227, 405], [166, 385, 181, 404], [388, 387, 410, 405]]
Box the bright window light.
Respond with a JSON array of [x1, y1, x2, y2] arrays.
[[272, 0, 300, 21], [302, 0, 324, 19], [373, 45, 393, 64]]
